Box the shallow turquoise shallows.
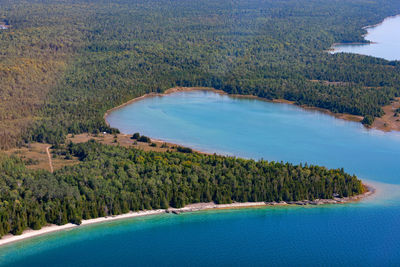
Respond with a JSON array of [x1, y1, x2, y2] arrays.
[[331, 15, 400, 60], [2, 91, 400, 266]]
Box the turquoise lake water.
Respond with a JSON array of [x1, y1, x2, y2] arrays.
[[1, 90, 400, 266], [331, 15, 400, 60]]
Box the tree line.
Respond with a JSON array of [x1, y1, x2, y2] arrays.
[[0, 141, 363, 237], [1, 0, 400, 147]]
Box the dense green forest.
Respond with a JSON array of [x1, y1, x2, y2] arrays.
[[0, 141, 363, 236], [0, 0, 393, 236], [0, 0, 400, 147]]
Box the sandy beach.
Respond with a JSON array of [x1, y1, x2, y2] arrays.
[[0, 209, 166, 247], [0, 86, 379, 248], [0, 184, 374, 248]]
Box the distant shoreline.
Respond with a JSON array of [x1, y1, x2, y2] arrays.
[[361, 14, 400, 30], [0, 184, 374, 248], [329, 14, 400, 52]]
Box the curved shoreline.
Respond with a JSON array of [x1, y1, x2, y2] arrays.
[[2, 86, 363, 251], [361, 14, 400, 30], [329, 14, 400, 52], [0, 184, 374, 248], [104, 87, 226, 127], [104, 87, 397, 133]]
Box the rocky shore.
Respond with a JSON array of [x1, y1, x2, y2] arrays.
[[165, 184, 374, 214]]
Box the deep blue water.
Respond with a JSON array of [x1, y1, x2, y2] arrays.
[[1, 91, 400, 266], [331, 15, 400, 60]]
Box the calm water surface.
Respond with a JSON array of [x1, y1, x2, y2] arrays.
[[331, 15, 400, 60], [1, 91, 400, 266]]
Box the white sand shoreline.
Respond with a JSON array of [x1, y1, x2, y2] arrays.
[[0, 185, 373, 248], [0, 209, 166, 247]]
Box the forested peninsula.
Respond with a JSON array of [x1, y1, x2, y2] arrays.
[[0, 0, 391, 239], [0, 140, 364, 237]]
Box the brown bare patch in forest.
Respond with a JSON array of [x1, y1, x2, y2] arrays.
[[3, 143, 78, 172], [67, 133, 202, 154], [371, 98, 400, 132]]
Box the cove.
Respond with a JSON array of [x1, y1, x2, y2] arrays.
[[2, 90, 400, 266], [106, 91, 400, 184], [331, 15, 400, 61]]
